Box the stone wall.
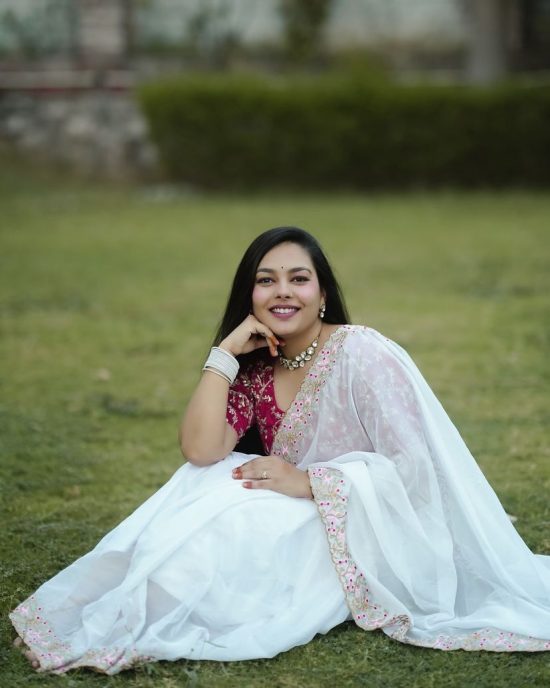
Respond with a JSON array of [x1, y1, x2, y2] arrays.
[[0, 1, 152, 179], [0, 87, 158, 179]]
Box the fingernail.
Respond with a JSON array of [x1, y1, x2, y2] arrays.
[[243, 481, 252, 488]]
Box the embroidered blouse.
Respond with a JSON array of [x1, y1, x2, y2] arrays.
[[226, 355, 285, 455]]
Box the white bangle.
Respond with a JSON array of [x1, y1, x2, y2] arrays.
[[202, 346, 239, 385]]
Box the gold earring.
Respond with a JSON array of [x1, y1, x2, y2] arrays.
[[319, 303, 326, 319]]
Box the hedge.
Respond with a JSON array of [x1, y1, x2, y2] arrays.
[[138, 73, 550, 189]]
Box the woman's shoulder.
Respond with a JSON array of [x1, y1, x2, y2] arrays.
[[318, 324, 391, 366], [337, 323, 394, 346], [338, 324, 405, 363]]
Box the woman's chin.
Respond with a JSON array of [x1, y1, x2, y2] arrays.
[[258, 310, 318, 339], [261, 312, 295, 329], [270, 320, 317, 341]]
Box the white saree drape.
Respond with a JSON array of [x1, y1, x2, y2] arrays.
[[281, 326, 550, 651], [10, 326, 550, 673]]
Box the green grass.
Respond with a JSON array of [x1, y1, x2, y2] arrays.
[[1, 162, 549, 687]]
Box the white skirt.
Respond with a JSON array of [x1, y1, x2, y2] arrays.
[[10, 453, 350, 674]]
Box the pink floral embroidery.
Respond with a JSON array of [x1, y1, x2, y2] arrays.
[[272, 326, 352, 464], [308, 466, 550, 653], [10, 595, 154, 674]]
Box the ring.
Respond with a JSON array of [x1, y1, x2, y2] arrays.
[[261, 470, 268, 480]]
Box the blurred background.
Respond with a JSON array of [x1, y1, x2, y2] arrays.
[[0, 0, 549, 182]]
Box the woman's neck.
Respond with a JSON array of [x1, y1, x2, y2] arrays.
[[280, 321, 324, 360]]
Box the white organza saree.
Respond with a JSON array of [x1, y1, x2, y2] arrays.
[[10, 326, 550, 673]]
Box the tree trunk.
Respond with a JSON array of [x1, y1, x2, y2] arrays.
[[462, 0, 511, 83]]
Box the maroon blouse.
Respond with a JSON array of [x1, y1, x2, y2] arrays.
[[225, 355, 285, 455]]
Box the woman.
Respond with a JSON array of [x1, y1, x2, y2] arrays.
[[11, 227, 550, 674]]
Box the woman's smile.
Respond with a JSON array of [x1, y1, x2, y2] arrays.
[[269, 305, 300, 320]]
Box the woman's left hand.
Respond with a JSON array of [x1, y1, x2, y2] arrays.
[[232, 455, 313, 499]]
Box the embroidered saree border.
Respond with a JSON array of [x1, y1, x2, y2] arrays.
[[10, 595, 153, 674], [272, 325, 352, 464], [308, 465, 550, 652]]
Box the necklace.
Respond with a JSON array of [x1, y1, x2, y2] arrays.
[[278, 327, 322, 371]]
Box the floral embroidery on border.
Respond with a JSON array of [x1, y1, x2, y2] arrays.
[[308, 465, 550, 653], [10, 595, 154, 674], [308, 465, 411, 638], [271, 325, 353, 464]]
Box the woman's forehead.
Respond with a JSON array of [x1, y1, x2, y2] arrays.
[[258, 242, 313, 270]]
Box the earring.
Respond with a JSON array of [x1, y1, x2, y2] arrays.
[[319, 303, 326, 319]]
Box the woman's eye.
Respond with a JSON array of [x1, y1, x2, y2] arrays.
[[255, 276, 309, 284]]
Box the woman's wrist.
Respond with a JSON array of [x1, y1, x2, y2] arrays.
[[219, 338, 239, 357], [297, 467, 313, 499]]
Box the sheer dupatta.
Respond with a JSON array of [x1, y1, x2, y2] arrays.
[[273, 325, 550, 651]]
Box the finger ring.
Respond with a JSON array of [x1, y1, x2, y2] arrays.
[[261, 470, 268, 480]]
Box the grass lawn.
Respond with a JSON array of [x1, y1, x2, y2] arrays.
[[1, 163, 549, 687]]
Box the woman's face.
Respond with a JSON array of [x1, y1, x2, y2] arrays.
[[252, 242, 325, 338]]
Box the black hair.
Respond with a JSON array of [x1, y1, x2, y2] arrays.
[[212, 226, 350, 356]]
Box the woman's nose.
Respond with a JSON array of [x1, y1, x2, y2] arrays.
[[275, 280, 292, 297]]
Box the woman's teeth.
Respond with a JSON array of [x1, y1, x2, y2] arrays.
[[270, 307, 299, 319]]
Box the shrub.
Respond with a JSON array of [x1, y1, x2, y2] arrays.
[[139, 73, 550, 189]]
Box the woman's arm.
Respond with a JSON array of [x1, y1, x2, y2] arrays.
[[179, 315, 281, 466], [178, 370, 239, 466]]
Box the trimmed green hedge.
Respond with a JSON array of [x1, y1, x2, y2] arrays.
[[139, 74, 550, 189]]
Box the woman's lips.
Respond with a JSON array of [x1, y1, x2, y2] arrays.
[[269, 307, 299, 320]]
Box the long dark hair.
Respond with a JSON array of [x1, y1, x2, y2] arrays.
[[212, 226, 351, 354]]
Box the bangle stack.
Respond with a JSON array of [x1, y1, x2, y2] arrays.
[[202, 346, 239, 385]]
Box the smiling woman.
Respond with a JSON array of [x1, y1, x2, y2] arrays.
[[10, 227, 550, 674], [179, 228, 350, 468]]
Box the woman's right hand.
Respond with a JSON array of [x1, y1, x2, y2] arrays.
[[219, 314, 283, 358]]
